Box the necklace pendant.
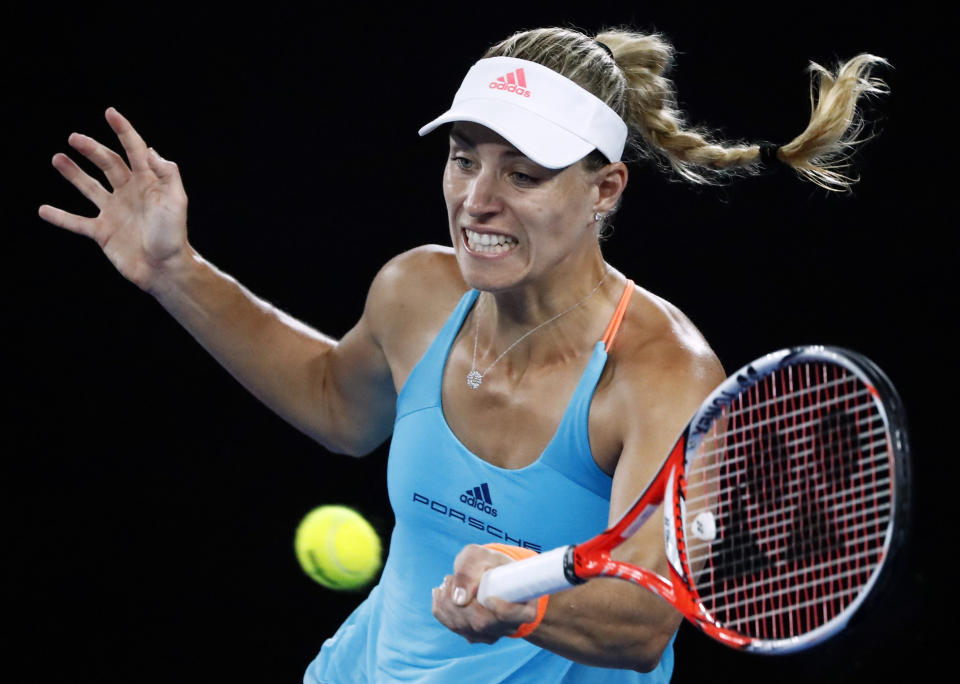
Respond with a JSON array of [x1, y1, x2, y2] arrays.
[[466, 370, 483, 390]]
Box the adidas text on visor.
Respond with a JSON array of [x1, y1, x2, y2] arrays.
[[418, 56, 628, 169]]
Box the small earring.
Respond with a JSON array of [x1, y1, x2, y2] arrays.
[[594, 212, 603, 222]]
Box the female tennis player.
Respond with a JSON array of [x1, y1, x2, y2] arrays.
[[38, 26, 885, 684]]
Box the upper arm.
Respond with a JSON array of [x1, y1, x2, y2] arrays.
[[604, 336, 726, 655], [302, 268, 396, 457], [318, 246, 463, 456], [609, 345, 725, 527], [318, 307, 396, 457]]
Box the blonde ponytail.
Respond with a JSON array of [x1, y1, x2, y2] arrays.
[[485, 27, 888, 191], [776, 54, 889, 190]]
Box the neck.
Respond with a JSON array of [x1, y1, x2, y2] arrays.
[[476, 246, 613, 364], [488, 245, 608, 326]]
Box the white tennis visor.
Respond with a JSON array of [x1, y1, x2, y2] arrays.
[[418, 56, 628, 169]]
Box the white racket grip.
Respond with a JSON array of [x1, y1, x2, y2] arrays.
[[477, 546, 576, 609]]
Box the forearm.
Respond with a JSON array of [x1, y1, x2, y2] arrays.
[[526, 580, 680, 671], [148, 247, 353, 452], [40, 109, 391, 454], [439, 543, 680, 670]]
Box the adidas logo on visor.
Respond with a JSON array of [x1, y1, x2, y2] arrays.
[[460, 482, 498, 516], [418, 56, 628, 169], [489, 68, 531, 97]]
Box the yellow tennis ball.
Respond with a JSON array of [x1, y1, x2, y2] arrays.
[[294, 505, 382, 590]]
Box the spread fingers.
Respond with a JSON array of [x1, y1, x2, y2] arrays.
[[104, 107, 151, 173], [67, 132, 132, 190], [52, 151, 109, 207], [37, 204, 97, 240]]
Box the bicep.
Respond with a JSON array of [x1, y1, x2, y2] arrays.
[[314, 246, 459, 456], [305, 257, 410, 456], [605, 349, 726, 621], [609, 344, 724, 528]]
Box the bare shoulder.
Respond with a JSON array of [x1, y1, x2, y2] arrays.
[[366, 244, 466, 328], [596, 283, 726, 470], [364, 245, 469, 377], [615, 284, 725, 408]]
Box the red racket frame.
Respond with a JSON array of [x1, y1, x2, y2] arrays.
[[478, 346, 909, 654]]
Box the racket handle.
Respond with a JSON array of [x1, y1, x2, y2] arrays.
[[477, 546, 578, 608]]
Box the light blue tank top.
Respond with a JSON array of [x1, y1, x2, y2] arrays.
[[305, 289, 675, 683]]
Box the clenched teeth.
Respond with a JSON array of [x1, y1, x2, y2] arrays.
[[464, 228, 518, 254]]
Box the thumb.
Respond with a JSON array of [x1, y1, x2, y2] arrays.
[[147, 147, 179, 182]]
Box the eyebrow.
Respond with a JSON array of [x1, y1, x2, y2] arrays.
[[449, 128, 525, 160]]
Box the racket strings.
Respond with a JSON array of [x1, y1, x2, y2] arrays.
[[726, 583, 865, 628], [692, 547, 883, 611], [680, 361, 894, 643], [685, 496, 892, 567], [693, 389, 879, 461], [717, 374, 863, 424], [683, 439, 890, 509], [700, 408, 882, 462]]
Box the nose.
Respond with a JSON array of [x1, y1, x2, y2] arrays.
[[463, 169, 502, 217]]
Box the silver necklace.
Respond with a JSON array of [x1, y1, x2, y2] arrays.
[[466, 270, 610, 390]]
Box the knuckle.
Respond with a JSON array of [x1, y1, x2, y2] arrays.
[[454, 544, 480, 565], [452, 573, 474, 591], [468, 614, 491, 634], [489, 604, 508, 622], [493, 599, 527, 623]]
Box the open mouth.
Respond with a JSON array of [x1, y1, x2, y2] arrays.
[[463, 228, 518, 256]]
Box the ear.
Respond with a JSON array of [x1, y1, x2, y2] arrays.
[[593, 162, 628, 214]]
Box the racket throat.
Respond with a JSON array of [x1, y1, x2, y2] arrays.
[[562, 546, 586, 586]]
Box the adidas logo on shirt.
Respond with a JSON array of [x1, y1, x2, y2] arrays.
[[488, 68, 531, 98], [460, 482, 498, 517]]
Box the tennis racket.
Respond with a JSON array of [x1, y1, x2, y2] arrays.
[[477, 346, 910, 654]]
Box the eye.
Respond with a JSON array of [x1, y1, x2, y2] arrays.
[[510, 170, 540, 186], [450, 155, 475, 172]]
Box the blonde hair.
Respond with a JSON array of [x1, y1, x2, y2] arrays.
[[484, 27, 888, 191]]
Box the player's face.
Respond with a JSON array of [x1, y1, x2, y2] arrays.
[[443, 123, 600, 292]]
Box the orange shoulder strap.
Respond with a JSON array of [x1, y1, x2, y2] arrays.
[[601, 279, 634, 352]]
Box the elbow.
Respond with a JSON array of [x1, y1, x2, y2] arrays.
[[335, 443, 380, 459], [630, 631, 674, 673], [312, 431, 378, 459], [632, 654, 664, 674], [598, 621, 675, 673], [321, 441, 367, 459], [309, 419, 389, 458]]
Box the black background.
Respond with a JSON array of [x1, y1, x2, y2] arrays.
[[6, 3, 947, 682]]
